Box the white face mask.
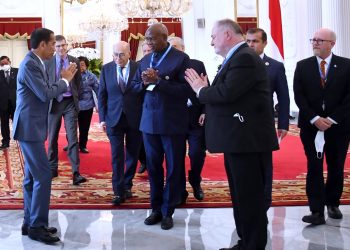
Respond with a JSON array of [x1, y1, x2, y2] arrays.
[[314, 130, 325, 159], [0, 64, 10, 71]]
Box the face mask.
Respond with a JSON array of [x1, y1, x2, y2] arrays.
[[314, 130, 325, 159], [0, 64, 10, 71]]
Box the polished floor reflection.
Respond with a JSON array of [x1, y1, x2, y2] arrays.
[[0, 206, 350, 249]]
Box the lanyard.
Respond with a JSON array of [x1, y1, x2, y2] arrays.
[[149, 45, 172, 69]]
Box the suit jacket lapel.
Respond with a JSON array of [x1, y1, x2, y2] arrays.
[[325, 54, 337, 88]]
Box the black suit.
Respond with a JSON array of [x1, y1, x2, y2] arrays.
[[0, 67, 18, 146], [199, 43, 279, 249], [99, 60, 143, 196], [293, 54, 350, 213]]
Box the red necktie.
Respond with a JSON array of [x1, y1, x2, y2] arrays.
[[320, 60, 326, 88]]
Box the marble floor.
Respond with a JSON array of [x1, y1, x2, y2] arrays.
[[0, 206, 349, 250]]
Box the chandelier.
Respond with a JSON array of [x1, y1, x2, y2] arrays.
[[115, 0, 192, 21], [78, 0, 129, 40]]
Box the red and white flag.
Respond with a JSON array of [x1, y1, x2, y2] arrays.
[[258, 0, 284, 62]]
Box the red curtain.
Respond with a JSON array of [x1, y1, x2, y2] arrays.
[[121, 18, 182, 60], [72, 41, 96, 49], [0, 17, 42, 50], [237, 17, 257, 33]]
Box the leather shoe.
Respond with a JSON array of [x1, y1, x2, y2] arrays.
[[144, 212, 162, 225], [63, 145, 68, 151], [138, 163, 147, 174], [327, 206, 343, 219], [28, 226, 60, 244], [0, 143, 9, 149], [73, 172, 87, 185], [161, 216, 173, 230], [302, 212, 325, 225], [80, 147, 89, 153], [177, 190, 189, 206], [192, 185, 204, 201], [22, 224, 57, 236], [112, 195, 125, 206], [125, 189, 132, 199], [51, 169, 58, 179]]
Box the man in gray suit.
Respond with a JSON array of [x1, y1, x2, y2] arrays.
[[45, 35, 86, 185], [13, 28, 78, 244]]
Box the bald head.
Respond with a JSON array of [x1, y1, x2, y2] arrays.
[[168, 36, 185, 52], [312, 28, 336, 59], [145, 23, 169, 52], [112, 41, 131, 67]]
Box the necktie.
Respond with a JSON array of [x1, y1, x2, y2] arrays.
[[118, 67, 126, 93], [57, 59, 64, 81], [320, 60, 326, 88], [5, 71, 10, 84]]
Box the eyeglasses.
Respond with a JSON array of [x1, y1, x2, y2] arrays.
[[55, 44, 68, 48], [309, 39, 333, 45], [113, 53, 126, 58]]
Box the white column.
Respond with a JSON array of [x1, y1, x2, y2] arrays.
[[307, 0, 322, 39], [322, 0, 350, 58]]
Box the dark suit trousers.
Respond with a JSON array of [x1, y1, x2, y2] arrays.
[[300, 129, 350, 213], [263, 152, 273, 211], [138, 139, 147, 165], [20, 141, 52, 228], [107, 114, 142, 196], [224, 152, 268, 250], [48, 98, 80, 173], [78, 108, 94, 149], [0, 100, 15, 144], [143, 133, 186, 217]]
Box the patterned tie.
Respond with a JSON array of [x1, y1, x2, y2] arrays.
[[5, 70, 10, 84], [320, 60, 326, 88], [118, 67, 126, 93], [56, 59, 64, 81]]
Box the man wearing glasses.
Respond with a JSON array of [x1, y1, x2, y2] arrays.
[[45, 35, 87, 185], [294, 28, 350, 225], [98, 41, 142, 205]]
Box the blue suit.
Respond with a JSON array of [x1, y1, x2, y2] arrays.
[[13, 51, 68, 228], [262, 54, 290, 210], [132, 45, 191, 216], [98, 60, 142, 196]]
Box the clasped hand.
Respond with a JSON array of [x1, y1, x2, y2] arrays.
[[60, 63, 78, 82], [141, 68, 159, 85], [314, 117, 333, 131]]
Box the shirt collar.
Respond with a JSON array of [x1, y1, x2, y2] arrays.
[[117, 60, 130, 69], [316, 53, 332, 65], [225, 41, 246, 62], [259, 53, 265, 59]]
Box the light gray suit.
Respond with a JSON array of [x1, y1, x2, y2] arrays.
[[45, 55, 81, 174], [13, 51, 68, 227]]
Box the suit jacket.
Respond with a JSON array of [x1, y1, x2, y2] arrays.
[[132, 46, 191, 135], [188, 59, 206, 128], [199, 43, 279, 153], [263, 55, 290, 130], [293, 54, 350, 133], [45, 54, 81, 112], [0, 67, 18, 111], [98, 60, 142, 129], [12, 51, 68, 142]]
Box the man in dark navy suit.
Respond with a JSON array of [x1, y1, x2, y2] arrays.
[[132, 23, 191, 230], [168, 36, 207, 202], [98, 41, 143, 206], [246, 28, 290, 211], [294, 28, 350, 225], [0, 56, 18, 149]]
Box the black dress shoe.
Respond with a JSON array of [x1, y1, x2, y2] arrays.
[[125, 189, 132, 199], [51, 169, 58, 179], [327, 206, 343, 219], [144, 212, 162, 225], [302, 212, 325, 225], [63, 145, 68, 151], [22, 224, 57, 236], [80, 148, 89, 153], [161, 216, 173, 230], [112, 195, 125, 206], [0, 143, 9, 149], [138, 163, 147, 174], [28, 226, 60, 244], [192, 185, 204, 201], [73, 172, 87, 185]]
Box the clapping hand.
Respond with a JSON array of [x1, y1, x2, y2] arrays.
[[185, 68, 208, 93], [141, 68, 159, 86]]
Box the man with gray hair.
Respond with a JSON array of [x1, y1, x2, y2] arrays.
[[99, 41, 143, 205], [294, 28, 350, 225], [185, 19, 278, 250]]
